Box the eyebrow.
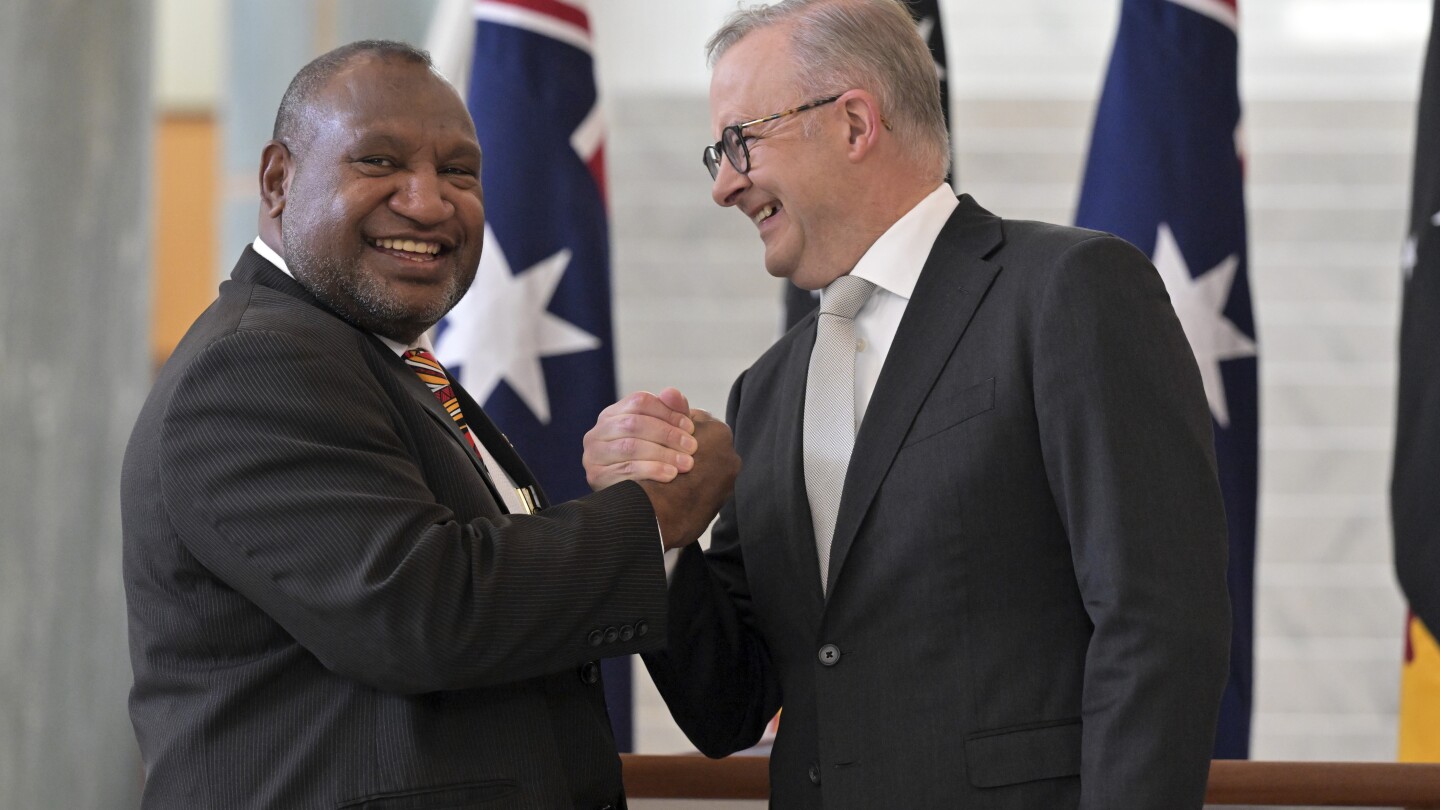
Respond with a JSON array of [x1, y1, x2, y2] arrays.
[[348, 132, 482, 163], [349, 132, 407, 152], [443, 142, 482, 164]]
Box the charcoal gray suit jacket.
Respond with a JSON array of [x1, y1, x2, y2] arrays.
[[644, 195, 1231, 809], [122, 247, 666, 809]]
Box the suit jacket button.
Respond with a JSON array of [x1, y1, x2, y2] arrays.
[[620, 624, 635, 641], [808, 762, 821, 785], [818, 643, 841, 666], [636, 620, 649, 637], [588, 629, 604, 647], [604, 626, 620, 644], [579, 661, 601, 684]]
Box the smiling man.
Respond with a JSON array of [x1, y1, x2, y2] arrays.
[[121, 41, 737, 809], [582, 1, 1232, 807]]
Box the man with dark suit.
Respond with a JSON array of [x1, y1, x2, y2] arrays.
[[121, 40, 736, 809], [582, 0, 1231, 806]]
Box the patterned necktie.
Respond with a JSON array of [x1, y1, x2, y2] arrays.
[[402, 349, 482, 456], [803, 274, 877, 596]]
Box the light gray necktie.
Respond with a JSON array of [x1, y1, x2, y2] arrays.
[[803, 274, 876, 595]]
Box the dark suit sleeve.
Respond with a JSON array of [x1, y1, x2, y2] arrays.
[[157, 328, 667, 694], [641, 371, 783, 757], [1032, 235, 1230, 808]]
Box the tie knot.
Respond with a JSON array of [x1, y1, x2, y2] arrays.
[[820, 275, 876, 321], [403, 347, 438, 365], [403, 348, 452, 388]]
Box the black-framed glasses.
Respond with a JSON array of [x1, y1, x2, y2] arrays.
[[702, 94, 841, 180]]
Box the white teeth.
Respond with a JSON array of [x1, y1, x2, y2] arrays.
[[374, 238, 442, 258], [752, 205, 776, 226]]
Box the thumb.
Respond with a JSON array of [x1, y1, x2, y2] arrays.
[[658, 387, 691, 422]]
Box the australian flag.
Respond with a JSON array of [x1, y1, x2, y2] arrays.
[[1075, 0, 1259, 759], [427, 0, 632, 749]]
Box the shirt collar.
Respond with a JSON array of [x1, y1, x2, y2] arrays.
[[251, 235, 290, 277], [845, 183, 959, 302], [250, 236, 432, 357]]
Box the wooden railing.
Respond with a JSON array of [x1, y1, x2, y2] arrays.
[[620, 755, 1440, 806]]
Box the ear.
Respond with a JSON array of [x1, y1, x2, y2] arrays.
[[258, 140, 293, 221], [837, 89, 885, 164]]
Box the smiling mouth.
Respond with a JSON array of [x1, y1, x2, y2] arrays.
[[370, 238, 443, 261], [753, 204, 779, 226]]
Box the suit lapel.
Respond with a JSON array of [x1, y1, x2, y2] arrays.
[[235, 247, 511, 509], [452, 382, 548, 509], [824, 196, 1005, 597], [383, 347, 509, 506]]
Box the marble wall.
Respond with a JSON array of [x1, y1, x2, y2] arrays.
[[0, 0, 154, 807]]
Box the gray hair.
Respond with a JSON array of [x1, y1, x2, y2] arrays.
[[272, 40, 436, 147], [707, 0, 950, 181]]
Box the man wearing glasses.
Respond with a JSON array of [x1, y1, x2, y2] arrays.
[[585, 0, 1230, 806]]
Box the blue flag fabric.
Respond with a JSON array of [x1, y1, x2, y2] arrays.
[[1075, 0, 1258, 759], [430, 0, 632, 750]]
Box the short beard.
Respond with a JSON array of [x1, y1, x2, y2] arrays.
[[284, 236, 468, 344]]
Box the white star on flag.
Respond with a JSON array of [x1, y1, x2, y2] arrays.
[[1150, 222, 1257, 427], [434, 223, 601, 424]]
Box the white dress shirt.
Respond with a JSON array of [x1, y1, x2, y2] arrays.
[[826, 183, 959, 425], [251, 237, 530, 515]]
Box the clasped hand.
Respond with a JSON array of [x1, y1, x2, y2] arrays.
[[583, 388, 739, 550]]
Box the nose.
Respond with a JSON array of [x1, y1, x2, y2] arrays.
[[710, 156, 750, 208], [390, 166, 453, 225]]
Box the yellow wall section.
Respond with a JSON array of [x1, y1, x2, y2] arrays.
[[152, 113, 219, 365]]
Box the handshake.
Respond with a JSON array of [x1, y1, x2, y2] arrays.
[[583, 388, 740, 550]]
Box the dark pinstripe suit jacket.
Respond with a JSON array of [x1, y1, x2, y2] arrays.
[[122, 247, 666, 809], [645, 196, 1231, 808]]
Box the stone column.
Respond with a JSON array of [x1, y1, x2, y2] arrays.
[[0, 0, 153, 807]]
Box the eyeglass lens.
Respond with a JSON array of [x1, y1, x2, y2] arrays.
[[721, 127, 748, 175], [704, 127, 749, 181]]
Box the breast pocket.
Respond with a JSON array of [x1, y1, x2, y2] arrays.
[[901, 377, 996, 449], [338, 780, 518, 809]]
